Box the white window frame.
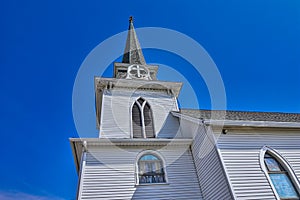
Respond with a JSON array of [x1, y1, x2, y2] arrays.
[[135, 150, 168, 186], [130, 97, 155, 138], [260, 146, 300, 200]]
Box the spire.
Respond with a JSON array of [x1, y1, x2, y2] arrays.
[[122, 16, 146, 65]]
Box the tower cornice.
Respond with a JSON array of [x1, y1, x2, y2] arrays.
[[95, 77, 183, 98]]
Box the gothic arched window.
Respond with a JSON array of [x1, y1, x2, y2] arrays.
[[132, 98, 155, 138], [261, 147, 300, 199], [137, 154, 166, 184]]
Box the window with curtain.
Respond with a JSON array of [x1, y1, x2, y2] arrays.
[[264, 152, 299, 199], [138, 154, 166, 184], [132, 98, 155, 138]]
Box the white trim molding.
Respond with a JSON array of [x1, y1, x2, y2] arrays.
[[131, 97, 155, 138], [135, 150, 168, 186], [260, 146, 300, 200]]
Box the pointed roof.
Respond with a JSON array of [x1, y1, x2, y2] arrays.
[[122, 16, 146, 65]]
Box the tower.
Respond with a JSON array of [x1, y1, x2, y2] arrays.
[[95, 16, 183, 139], [70, 17, 203, 199]]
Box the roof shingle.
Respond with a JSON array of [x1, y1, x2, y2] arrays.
[[179, 109, 300, 122]]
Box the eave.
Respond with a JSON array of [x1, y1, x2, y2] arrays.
[[69, 138, 192, 173], [171, 111, 300, 129], [94, 77, 183, 97], [204, 119, 300, 128]]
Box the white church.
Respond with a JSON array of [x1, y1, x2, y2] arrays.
[[70, 17, 300, 200]]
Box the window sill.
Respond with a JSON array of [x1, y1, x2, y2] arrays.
[[135, 182, 169, 187]]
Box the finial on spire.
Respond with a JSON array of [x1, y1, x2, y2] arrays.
[[122, 16, 146, 65], [129, 16, 133, 23]]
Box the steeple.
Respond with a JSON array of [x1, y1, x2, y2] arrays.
[[113, 17, 158, 80], [122, 16, 146, 65]]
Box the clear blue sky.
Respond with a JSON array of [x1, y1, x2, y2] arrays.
[[0, 0, 299, 199]]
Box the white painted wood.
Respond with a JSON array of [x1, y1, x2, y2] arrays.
[[78, 145, 203, 200], [216, 129, 300, 200], [100, 89, 181, 139], [189, 123, 233, 199], [77, 151, 86, 200], [259, 146, 300, 200], [204, 119, 300, 128]]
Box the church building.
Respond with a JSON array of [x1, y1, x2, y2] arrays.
[[70, 17, 300, 200]]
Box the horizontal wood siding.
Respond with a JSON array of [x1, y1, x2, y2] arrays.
[[217, 130, 300, 200], [79, 145, 202, 200], [157, 113, 181, 138], [191, 124, 233, 200], [100, 89, 180, 138]]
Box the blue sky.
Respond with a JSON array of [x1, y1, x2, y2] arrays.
[[0, 0, 299, 199]]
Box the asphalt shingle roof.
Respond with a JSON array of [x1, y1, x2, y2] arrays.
[[179, 109, 300, 122]]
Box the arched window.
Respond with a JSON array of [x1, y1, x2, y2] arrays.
[[137, 154, 166, 184], [261, 147, 300, 199], [132, 98, 155, 138]]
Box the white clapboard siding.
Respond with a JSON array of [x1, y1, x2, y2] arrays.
[[157, 113, 181, 138], [79, 145, 203, 200], [217, 130, 300, 200], [100, 89, 180, 138], [191, 124, 233, 200]]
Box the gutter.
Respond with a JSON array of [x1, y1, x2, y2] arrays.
[[204, 119, 300, 128], [171, 111, 300, 128]]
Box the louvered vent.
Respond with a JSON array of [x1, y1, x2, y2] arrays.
[[144, 103, 154, 138], [132, 103, 143, 138], [132, 98, 155, 138]]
